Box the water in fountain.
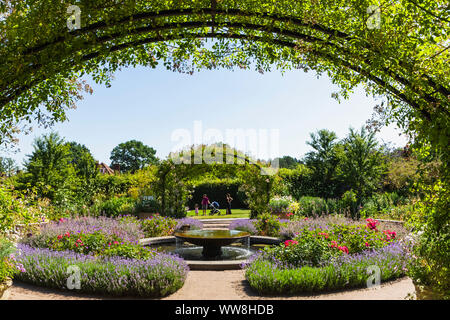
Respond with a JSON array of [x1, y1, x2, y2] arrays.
[[169, 229, 254, 261]]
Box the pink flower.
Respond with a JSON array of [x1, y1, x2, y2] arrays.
[[113, 241, 119, 245], [338, 246, 349, 254], [284, 240, 299, 247], [365, 242, 369, 247], [366, 218, 379, 231], [330, 241, 338, 248]]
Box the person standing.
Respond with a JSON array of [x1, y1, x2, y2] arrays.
[[225, 193, 233, 215], [194, 203, 199, 216], [201, 194, 210, 215]]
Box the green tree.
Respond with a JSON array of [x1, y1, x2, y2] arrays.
[[0, 157, 17, 177], [338, 127, 386, 205], [275, 156, 301, 169], [110, 140, 158, 173], [22, 133, 78, 203], [303, 129, 341, 198], [66, 142, 98, 180]]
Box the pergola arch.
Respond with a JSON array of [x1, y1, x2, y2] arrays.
[[0, 0, 448, 155]]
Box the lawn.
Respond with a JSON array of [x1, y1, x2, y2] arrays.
[[186, 208, 251, 219]]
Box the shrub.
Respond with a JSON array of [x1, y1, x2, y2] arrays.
[[296, 196, 330, 216], [341, 190, 358, 218], [41, 230, 154, 260], [228, 219, 257, 235], [281, 218, 402, 255], [23, 216, 144, 250], [139, 215, 177, 238], [15, 244, 188, 297], [99, 197, 136, 217], [0, 185, 44, 236], [135, 197, 160, 213], [264, 234, 338, 268], [244, 242, 409, 294], [254, 213, 283, 237], [0, 238, 21, 283], [268, 195, 299, 214]]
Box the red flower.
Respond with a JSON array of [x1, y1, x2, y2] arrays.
[[57, 235, 63, 240], [338, 246, 349, 254], [330, 241, 338, 248], [284, 240, 299, 247], [366, 218, 379, 231], [365, 242, 369, 247], [64, 232, 70, 237], [318, 232, 329, 239], [383, 230, 396, 239], [76, 239, 82, 243]]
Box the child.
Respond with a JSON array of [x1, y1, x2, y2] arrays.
[[195, 203, 199, 216]]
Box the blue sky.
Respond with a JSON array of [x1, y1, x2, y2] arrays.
[[8, 65, 407, 167]]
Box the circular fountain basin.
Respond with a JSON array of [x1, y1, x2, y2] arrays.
[[174, 229, 250, 258]]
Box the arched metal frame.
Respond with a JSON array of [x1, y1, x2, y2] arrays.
[[1, 6, 448, 123]]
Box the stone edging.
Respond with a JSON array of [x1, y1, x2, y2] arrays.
[[376, 219, 404, 225]]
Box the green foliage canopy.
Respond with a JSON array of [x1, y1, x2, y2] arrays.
[[0, 0, 448, 162], [110, 140, 158, 173]]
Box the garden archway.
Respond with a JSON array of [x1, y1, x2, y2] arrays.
[[0, 0, 448, 158], [1, 0, 449, 295]]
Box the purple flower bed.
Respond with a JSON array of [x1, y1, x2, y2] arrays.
[[23, 216, 144, 248], [279, 215, 407, 240], [15, 244, 189, 297], [244, 242, 411, 294], [175, 218, 203, 230]]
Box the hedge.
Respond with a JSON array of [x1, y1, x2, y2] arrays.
[[187, 179, 247, 209]]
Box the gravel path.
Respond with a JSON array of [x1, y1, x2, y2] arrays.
[[8, 271, 416, 300]]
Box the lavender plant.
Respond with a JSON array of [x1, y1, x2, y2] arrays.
[[175, 218, 203, 231], [244, 242, 410, 294], [23, 216, 144, 249], [15, 244, 189, 297], [228, 219, 257, 235]]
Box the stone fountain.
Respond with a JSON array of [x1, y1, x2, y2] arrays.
[[174, 229, 250, 258]]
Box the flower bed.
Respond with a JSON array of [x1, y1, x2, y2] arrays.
[[15, 244, 189, 297], [242, 216, 411, 294], [14, 215, 195, 297], [244, 242, 409, 294]]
